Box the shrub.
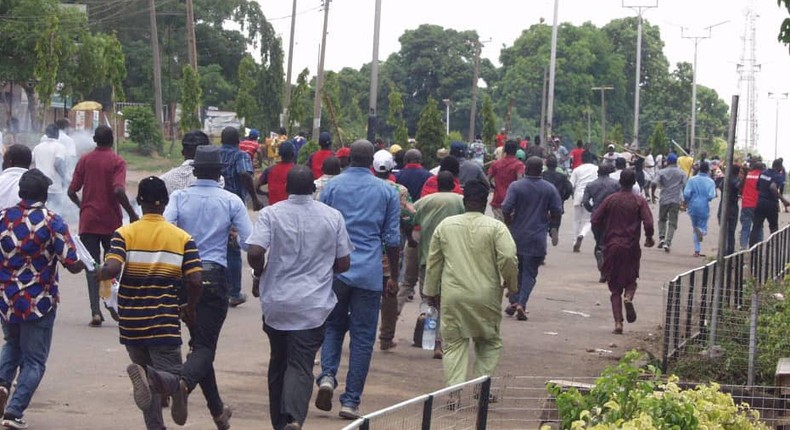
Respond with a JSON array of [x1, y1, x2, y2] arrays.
[[123, 106, 163, 155]]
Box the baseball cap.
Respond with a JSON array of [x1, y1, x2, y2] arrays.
[[249, 128, 260, 139], [516, 149, 526, 161], [336, 147, 351, 158], [137, 176, 169, 206], [389, 144, 402, 155], [319, 131, 332, 147], [450, 141, 467, 156], [608, 144, 615, 150], [279, 140, 295, 158], [436, 148, 449, 160], [373, 149, 395, 172], [667, 153, 678, 164]]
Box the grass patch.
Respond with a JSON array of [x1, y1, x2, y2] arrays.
[[117, 140, 181, 173]]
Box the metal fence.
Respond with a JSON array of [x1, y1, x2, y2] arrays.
[[341, 376, 492, 430], [662, 224, 790, 384]]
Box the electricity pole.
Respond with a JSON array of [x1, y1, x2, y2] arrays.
[[185, 0, 199, 119], [546, 0, 560, 141], [443, 99, 451, 136], [367, 0, 383, 142], [592, 86, 614, 145], [622, 0, 658, 148], [540, 67, 548, 142], [149, 0, 164, 127], [467, 38, 490, 142], [768, 92, 789, 160], [311, 0, 331, 141], [682, 20, 727, 155], [282, 0, 298, 129]]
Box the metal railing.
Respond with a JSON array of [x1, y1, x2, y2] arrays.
[[341, 376, 491, 430], [662, 224, 790, 375]]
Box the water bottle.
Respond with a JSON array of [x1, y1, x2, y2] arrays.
[[422, 306, 438, 350]]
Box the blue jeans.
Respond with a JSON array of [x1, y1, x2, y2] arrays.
[[690, 214, 709, 253], [0, 310, 56, 418], [227, 237, 242, 300], [509, 255, 544, 308], [317, 279, 381, 408], [740, 207, 761, 249]]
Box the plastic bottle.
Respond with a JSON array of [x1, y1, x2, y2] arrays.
[[421, 306, 438, 350]]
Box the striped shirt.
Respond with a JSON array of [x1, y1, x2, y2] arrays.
[[106, 214, 202, 346]]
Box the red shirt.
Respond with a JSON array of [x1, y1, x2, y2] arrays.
[[488, 156, 525, 208], [239, 139, 260, 163], [496, 133, 506, 148], [420, 175, 462, 198], [519, 140, 529, 150], [309, 149, 335, 179], [742, 168, 761, 209], [69, 147, 127, 235], [262, 162, 294, 205], [570, 148, 585, 169]]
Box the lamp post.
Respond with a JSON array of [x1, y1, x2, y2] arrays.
[[545, 0, 560, 141], [622, 0, 658, 148], [768, 92, 789, 160], [592, 86, 614, 145], [443, 99, 451, 136]]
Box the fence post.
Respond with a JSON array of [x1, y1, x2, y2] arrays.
[[421, 395, 433, 430], [662, 281, 675, 371], [360, 418, 370, 430], [746, 249, 759, 386], [475, 377, 491, 430]]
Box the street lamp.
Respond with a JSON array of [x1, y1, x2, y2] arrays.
[[443, 99, 451, 136], [622, 0, 658, 149], [769, 92, 789, 160]]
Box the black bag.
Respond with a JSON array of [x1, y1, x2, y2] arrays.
[[412, 313, 426, 347]]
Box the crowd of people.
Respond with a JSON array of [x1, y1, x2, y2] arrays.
[[0, 122, 785, 430]]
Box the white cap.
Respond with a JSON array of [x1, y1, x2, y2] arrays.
[[373, 149, 395, 172]]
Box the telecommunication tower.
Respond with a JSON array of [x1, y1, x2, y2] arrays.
[[736, 7, 760, 152]]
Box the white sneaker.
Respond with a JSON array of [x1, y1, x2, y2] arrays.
[[339, 405, 361, 420]]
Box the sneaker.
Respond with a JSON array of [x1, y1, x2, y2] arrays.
[[1, 415, 27, 429], [549, 228, 559, 246], [212, 404, 232, 430], [170, 379, 189, 425], [339, 405, 361, 420], [624, 298, 637, 323], [664, 244, 670, 253], [516, 306, 528, 321], [693, 227, 704, 243], [283, 422, 301, 430], [126, 363, 152, 411], [315, 376, 334, 411], [572, 235, 583, 253], [229, 293, 248, 307], [0, 386, 8, 416], [504, 303, 516, 316], [658, 239, 665, 249]]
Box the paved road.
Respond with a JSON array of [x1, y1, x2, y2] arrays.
[[15, 196, 788, 429]]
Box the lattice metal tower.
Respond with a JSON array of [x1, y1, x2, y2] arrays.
[[737, 7, 760, 152]]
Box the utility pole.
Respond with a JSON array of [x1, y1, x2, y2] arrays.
[[149, 0, 164, 127], [622, 0, 658, 148], [467, 38, 490, 142], [282, 0, 298, 129], [312, 0, 331, 141], [540, 67, 548, 142], [443, 99, 451, 135], [545, 0, 560, 141], [185, 0, 199, 119], [592, 86, 614, 145], [769, 92, 789, 159], [367, 0, 383, 142], [682, 20, 727, 155]]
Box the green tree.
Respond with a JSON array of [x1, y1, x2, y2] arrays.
[[416, 97, 445, 167], [387, 86, 409, 145], [179, 65, 202, 132], [780, 0, 790, 50], [610, 123, 624, 146], [200, 64, 235, 110], [124, 106, 164, 155], [649, 121, 668, 155], [287, 68, 311, 135], [481, 94, 497, 147], [235, 55, 260, 127]]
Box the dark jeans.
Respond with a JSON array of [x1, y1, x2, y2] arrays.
[[264, 322, 325, 430], [509, 255, 544, 308], [750, 202, 779, 246], [126, 344, 182, 430], [182, 264, 229, 417], [81, 233, 112, 319], [0, 311, 56, 419], [317, 279, 381, 408], [227, 237, 243, 300]]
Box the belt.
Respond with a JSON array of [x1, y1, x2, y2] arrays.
[[203, 262, 225, 272]]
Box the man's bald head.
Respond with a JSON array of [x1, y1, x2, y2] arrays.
[[350, 139, 375, 167], [526, 156, 543, 176], [286, 165, 317, 195], [404, 149, 422, 165]]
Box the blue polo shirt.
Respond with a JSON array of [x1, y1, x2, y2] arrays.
[[501, 176, 563, 257]]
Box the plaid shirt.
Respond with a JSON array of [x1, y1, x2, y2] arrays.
[[220, 144, 254, 201], [0, 200, 78, 323]]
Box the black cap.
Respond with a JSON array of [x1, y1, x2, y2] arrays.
[[18, 169, 52, 199], [137, 176, 169, 206]]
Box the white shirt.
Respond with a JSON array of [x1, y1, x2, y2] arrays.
[[570, 163, 599, 206], [160, 160, 225, 195], [58, 131, 77, 158], [246, 194, 354, 331], [0, 167, 26, 209], [32, 137, 67, 193], [609, 169, 642, 195]]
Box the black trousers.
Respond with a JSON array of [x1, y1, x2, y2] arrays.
[[81, 233, 112, 318], [750, 202, 779, 246], [263, 322, 326, 430], [182, 264, 229, 417]]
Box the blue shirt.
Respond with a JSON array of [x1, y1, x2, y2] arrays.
[[163, 179, 252, 267], [683, 173, 716, 218], [501, 176, 563, 257], [220, 144, 254, 201], [320, 167, 400, 290], [757, 169, 782, 206], [396, 164, 433, 202]]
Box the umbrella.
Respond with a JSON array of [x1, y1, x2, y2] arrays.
[[71, 101, 103, 111]]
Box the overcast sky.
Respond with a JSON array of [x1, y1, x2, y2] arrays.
[[260, 0, 790, 159]]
